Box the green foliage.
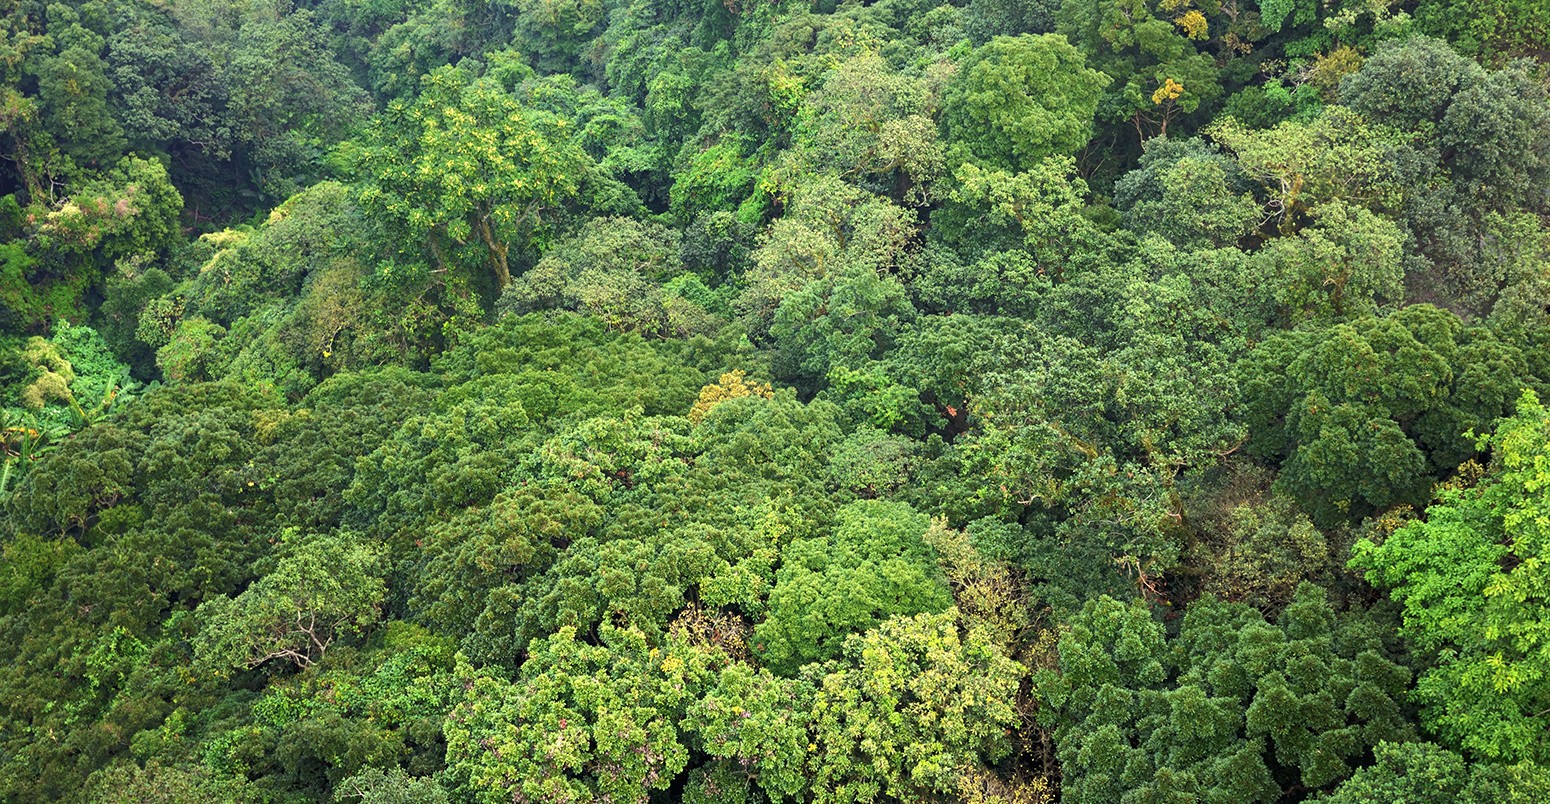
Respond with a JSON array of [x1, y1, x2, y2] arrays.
[[826, 426, 921, 497], [1339, 36, 1485, 134], [444, 626, 723, 804], [34, 46, 122, 169], [803, 611, 1026, 802], [1256, 199, 1406, 321], [1055, 0, 1237, 139], [1325, 740, 1550, 803], [1240, 305, 1533, 524], [1352, 392, 1550, 762], [737, 175, 918, 339], [895, 277, 1246, 591], [788, 51, 947, 205], [932, 155, 1099, 267], [1042, 586, 1413, 802], [155, 316, 227, 382], [1209, 107, 1403, 236], [770, 267, 914, 387], [755, 500, 952, 673], [81, 760, 264, 803], [194, 531, 386, 671], [222, 10, 372, 200], [0, 322, 135, 493], [1114, 137, 1257, 249], [669, 134, 761, 222], [1180, 465, 1334, 611], [941, 34, 1110, 172], [334, 766, 450, 803], [6, 0, 1550, 800], [507, 0, 608, 70], [343, 65, 591, 293], [963, 0, 1059, 43], [1413, 0, 1549, 63], [500, 216, 726, 337], [231, 624, 459, 793], [1, 156, 183, 330], [1437, 62, 1550, 209], [409, 483, 596, 640]]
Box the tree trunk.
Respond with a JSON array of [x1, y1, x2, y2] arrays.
[[475, 212, 511, 288]]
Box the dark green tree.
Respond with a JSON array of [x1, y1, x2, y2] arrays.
[[1041, 586, 1413, 802]]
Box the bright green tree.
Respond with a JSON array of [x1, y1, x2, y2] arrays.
[[1352, 391, 1550, 762], [1256, 199, 1406, 320], [343, 66, 590, 291], [1325, 740, 1550, 803], [755, 500, 952, 673], [1114, 137, 1258, 249], [790, 52, 947, 205], [1209, 107, 1404, 236], [443, 625, 724, 804], [803, 611, 1026, 803]]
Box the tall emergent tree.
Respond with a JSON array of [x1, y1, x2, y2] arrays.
[[343, 65, 590, 291]]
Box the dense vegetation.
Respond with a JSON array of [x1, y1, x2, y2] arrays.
[[3, 0, 1549, 800]]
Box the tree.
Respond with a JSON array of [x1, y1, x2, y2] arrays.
[[343, 66, 590, 291], [770, 267, 914, 388], [826, 426, 921, 498], [1180, 465, 1333, 611], [409, 483, 599, 642], [1256, 199, 1405, 321], [1209, 108, 1403, 236], [1114, 137, 1257, 249], [1055, 0, 1236, 141], [684, 661, 813, 801], [1339, 36, 1484, 135], [1324, 741, 1550, 803], [790, 52, 947, 205], [963, 0, 1059, 43], [506, 0, 608, 71], [334, 767, 450, 804], [896, 298, 1244, 593], [1412, 0, 1549, 62], [1351, 392, 1550, 762], [941, 34, 1109, 172], [1040, 586, 1413, 802], [1438, 61, 1550, 211], [803, 611, 1027, 803], [31, 44, 124, 169], [499, 216, 724, 337], [194, 531, 386, 671], [105, 6, 232, 169], [1339, 40, 1550, 321], [3, 156, 182, 330], [1239, 305, 1529, 524], [755, 500, 952, 673], [443, 625, 724, 804], [736, 176, 917, 339], [221, 9, 371, 200], [81, 761, 264, 804], [930, 156, 1100, 269], [44, 155, 184, 261]]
